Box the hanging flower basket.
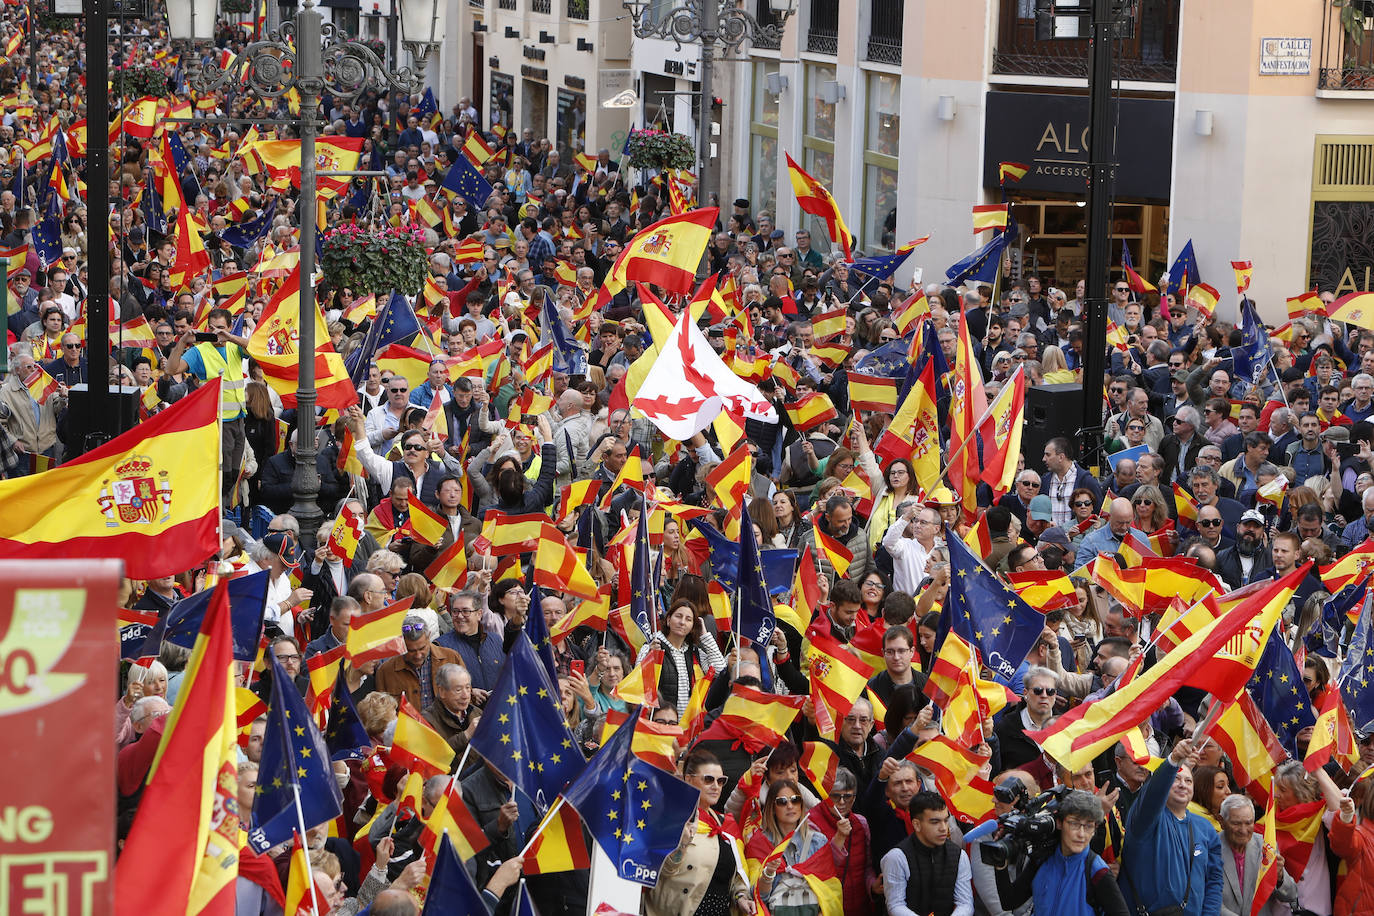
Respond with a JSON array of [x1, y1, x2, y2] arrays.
[[112, 65, 171, 100], [321, 223, 429, 299], [625, 129, 696, 171]]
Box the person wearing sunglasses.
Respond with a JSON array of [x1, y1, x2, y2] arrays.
[[749, 778, 828, 914], [994, 665, 1061, 786], [1188, 505, 1232, 553], [649, 749, 753, 916], [374, 613, 463, 711], [1129, 485, 1170, 537]]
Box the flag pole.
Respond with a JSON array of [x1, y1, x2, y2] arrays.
[[291, 787, 320, 910], [940, 365, 1025, 480], [517, 795, 566, 857]]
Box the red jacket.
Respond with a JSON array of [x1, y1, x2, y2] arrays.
[[1329, 814, 1374, 916]]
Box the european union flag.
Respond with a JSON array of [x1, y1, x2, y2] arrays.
[[946, 216, 1014, 287], [628, 491, 659, 644], [1308, 581, 1366, 659], [141, 182, 168, 236], [221, 200, 277, 249], [344, 179, 371, 215], [1166, 239, 1200, 297], [1246, 626, 1317, 757], [345, 290, 424, 384], [247, 654, 343, 853], [561, 703, 701, 887], [419, 833, 488, 916], [849, 245, 916, 281], [140, 569, 268, 662], [761, 548, 799, 596], [1231, 297, 1272, 388], [526, 582, 560, 685], [686, 517, 738, 592], [440, 152, 495, 209], [853, 335, 913, 378], [415, 87, 441, 128], [31, 212, 61, 268], [542, 288, 587, 376], [737, 504, 776, 647], [940, 527, 1044, 683], [1339, 587, 1374, 731], [324, 663, 372, 761], [621, 124, 635, 157], [468, 633, 585, 812]]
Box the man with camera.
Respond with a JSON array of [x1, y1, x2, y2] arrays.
[[1118, 738, 1223, 916]]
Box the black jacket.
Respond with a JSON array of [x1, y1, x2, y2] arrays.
[[1214, 544, 1275, 590], [1158, 433, 1204, 484]]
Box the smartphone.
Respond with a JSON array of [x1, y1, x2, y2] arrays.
[[570, 659, 584, 677], [194, 331, 219, 342]]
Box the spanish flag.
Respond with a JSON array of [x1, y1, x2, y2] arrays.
[[525, 803, 592, 875], [249, 137, 364, 198], [696, 683, 807, 754], [811, 305, 847, 341], [115, 581, 239, 915], [345, 596, 414, 664], [1231, 259, 1254, 295], [406, 492, 448, 546], [533, 524, 600, 600], [284, 834, 326, 916], [893, 290, 931, 335], [975, 365, 1025, 497], [814, 526, 853, 579], [1006, 570, 1078, 612], [1305, 684, 1361, 773], [0, 380, 220, 578], [972, 204, 1009, 234], [22, 363, 59, 404], [802, 625, 874, 724], [551, 587, 611, 643], [1185, 282, 1220, 319], [425, 533, 469, 590], [784, 392, 838, 433], [247, 268, 359, 410], [785, 151, 853, 260], [392, 695, 455, 778], [596, 207, 718, 299], [612, 645, 663, 707], [998, 161, 1030, 184], [1029, 564, 1305, 771], [421, 776, 490, 861]]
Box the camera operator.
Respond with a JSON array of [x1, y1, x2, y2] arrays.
[[1118, 738, 1223, 916], [970, 771, 1040, 916], [1030, 789, 1129, 916]]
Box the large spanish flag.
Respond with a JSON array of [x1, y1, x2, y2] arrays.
[[247, 268, 359, 410], [248, 136, 364, 198], [0, 379, 220, 578], [785, 152, 853, 260], [116, 581, 239, 915], [598, 207, 717, 298], [1028, 564, 1305, 771]]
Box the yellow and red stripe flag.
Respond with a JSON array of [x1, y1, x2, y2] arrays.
[[1210, 694, 1285, 807], [325, 503, 365, 564], [784, 392, 838, 433], [1231, 259, 1254, 295], [247, 269, 359, 409], [612, 646, 663, 707], [336, 428, 367, 479], [1185, 282, 1220, 319], [705, 446, 752, 512], [893, 291, 931, 336], [814, 526, 853, 579], [785, 151, 853, 260], [1277, 799, 1326, 882], [425, 532, 470, 591], [1006, 570, 1078, 612], [525, 803, 592, 875], [907, 736, 996, 823], [0, 379, 221, 577], [972, 204, 1009, 234], [847, 372, 899, 413], [800, 742, 839, 799], [421, 776, 490, 861], [1173, 483, 1200, 532], [551, 587, 612, 643], [696, 683, 807, 753], [392, 695, 455, 778], [405, 492, 448, 546], [598, 707, 683, 772], [943, 659, 1016, 748], [924, 630, 975, 708], [304, 644, 346, 715], [811, 306, 847, 341], [1029, 564, 1305, 771], [998, 161, 1030, 184], [975, 365, 1026, 498], [534, 523, 600, 601], [946, 311, 986, 520], [595, 207, 719, 300], [114, 581, 239, 915], [1305, 684, 1361, 773], [479, 512, 547, 556], [345, 596, 414, 664], [1286, 290, 1324, 322], [1320, 536, 1374, 592], [802, 625, 875, 726], [1250, 784, 1280, 916], [22, 363, 59, 404], [284, 833, 327, 916]]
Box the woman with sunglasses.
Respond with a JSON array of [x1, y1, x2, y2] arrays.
[[1129, 485, 1171, 544], [1065, 486, 1103, 547], [747, 779, 834, 916], [648, 750, 754, 916], [866, 458, 916, 561]]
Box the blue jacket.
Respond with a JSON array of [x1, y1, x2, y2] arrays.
[[436, 627, 504, 691], [1120, 759, 1222, 916], [1073, 524, 1147, 570]]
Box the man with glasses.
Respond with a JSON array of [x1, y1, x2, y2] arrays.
[[5, 268, 38, 337], [999, 470, 1043, 527], [1106, 387, 1164, 450], [365, 375, 411, 454], [995, 665, 1059, 783], [1189, 505, 1233, 553], [794, 229, 824, 270], [437, 590, 502, 696], [868, 625, 924, 711], [41, 332, 86, 387], [267, 636, 309, 696], [1159, 404, 1205, 484], [375, 613, 463, 710], [883, 504, 941, 594]]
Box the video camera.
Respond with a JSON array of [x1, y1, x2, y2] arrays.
[[978, 781, 1071, 884]]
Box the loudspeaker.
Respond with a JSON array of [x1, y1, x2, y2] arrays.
[[1021, 383, 1084, 474], [65, 384, 140, 455]]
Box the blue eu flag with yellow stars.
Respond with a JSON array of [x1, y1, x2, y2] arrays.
[[440, 150, 495, 209], [561, 703, 701, 887], [324, 663, 372, 761], [737, 499, 776, 647], [468, 632, 585, 812], [1245, 625, 1317, 757], [1340, 587, 1374, 731], [627, 489, 659, 643], [246, 653, 344, 853], [221, 200, 277, 249], [420, 833, 488, 916], [940, 526, 1044, 684], [686, 517, 739, 592], [526, 581, 559, 685], [345, 290, 424, 384]]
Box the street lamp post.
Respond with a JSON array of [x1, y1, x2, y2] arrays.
[[168, 0, 443, 545], [622, 0, 796, 213]]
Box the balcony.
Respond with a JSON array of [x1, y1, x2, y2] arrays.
[[992, 0, 1179, 82], [751, 0, 783, 50], [865, 0, 902, 65], [567, 0, 588, 19], [532, 0, 550, 11], [1318, 0, 1374, 90], [497, 0, 515, 9], [807, 0, 837, 54]]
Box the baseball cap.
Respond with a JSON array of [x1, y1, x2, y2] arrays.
[[1036, 526, 1071, 549], [1240, 509, 1266, 525], [1028, 495, 1054, 522]]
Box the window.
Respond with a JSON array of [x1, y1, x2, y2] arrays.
[[862, 73, 899, 251], [750, 60, 780, 217], [993, 0, 1180, 81], [808, 0, 839, 54], [802, 64, 838, 251], [804, 63, 836, 143], [866, 0, 902, 64]]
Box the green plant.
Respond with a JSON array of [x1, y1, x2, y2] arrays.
[[1334, 0, 1369, 45], [112, 65, 171, 99], [320, 223, 429, 299], [624, 129, 696, 171], [220, 0, 253, 12]]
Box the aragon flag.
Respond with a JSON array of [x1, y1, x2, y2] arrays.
[[0, 379, 222, 578], [247, 267, 359, 409]]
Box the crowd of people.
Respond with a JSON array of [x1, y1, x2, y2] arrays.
[[9, 6, 1374, 916]]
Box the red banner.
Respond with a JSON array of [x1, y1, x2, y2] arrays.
[[0, 559, 119, 914]]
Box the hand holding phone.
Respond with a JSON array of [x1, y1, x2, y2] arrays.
[[570, 659, 584, 677]]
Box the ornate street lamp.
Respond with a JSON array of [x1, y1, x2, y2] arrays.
[[167, 0, 445, 545], [622, 0, 796, 210]]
